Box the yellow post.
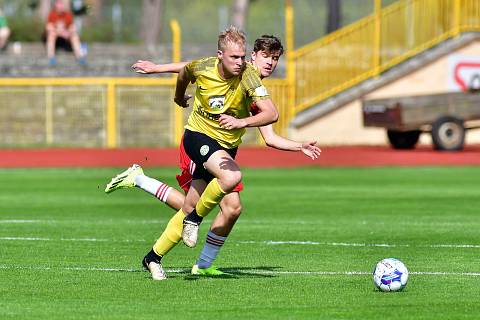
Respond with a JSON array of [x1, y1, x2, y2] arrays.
[[372, 0, 382, 77], [45, 86, 53, 145], [170, 19, 181, 64], [452, 0, 461, 36], [285, 0, 296, 120], [106, 80, 117, 148], [170, 19, 184, 146]]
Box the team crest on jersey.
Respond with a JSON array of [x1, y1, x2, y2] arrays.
[[209, 95, 225, 111], [200, 145, 210, 156]]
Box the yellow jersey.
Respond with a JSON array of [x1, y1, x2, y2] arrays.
[[184, 57, 269, 149]]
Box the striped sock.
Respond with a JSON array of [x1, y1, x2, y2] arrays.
[[196, 230, 226, 269], [135, 175, 172, 203]]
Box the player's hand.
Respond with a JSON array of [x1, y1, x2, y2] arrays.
[[219, 114, 247, 130], [174, 94, 192, 108], [301, 141, 321, 160], [132, 60, 157, 74]]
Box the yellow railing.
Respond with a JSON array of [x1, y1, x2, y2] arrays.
[[0, 77, 290, 148], [3, 1, 480, 148], [289, 0, 480, 114]]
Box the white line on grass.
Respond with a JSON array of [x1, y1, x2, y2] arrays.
[[0, 220, 44, 224], [0, 237, 147, 242], [3, 218, 479, 227], [0, 219, 166, 224], [238, 240, 480, 249], [2, 237, 480, 248], [1, 265, 479, 277]]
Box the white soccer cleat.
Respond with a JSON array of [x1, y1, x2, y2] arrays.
[[182, 220, 199, 248], [142, 255, 167, 281], [104, 164, 143, 194], [145, 261, 167, 281]]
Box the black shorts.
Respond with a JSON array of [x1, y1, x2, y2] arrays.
[[42, 33, 73, 51], [183, 129, 238, 182]]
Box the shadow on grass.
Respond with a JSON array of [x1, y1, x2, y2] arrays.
[[182, 266, 281, 281], [139, 266, 282, 281]]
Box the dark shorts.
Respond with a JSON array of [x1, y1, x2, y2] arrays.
[[183, 129, 238, 183], [42, 33, 73, 51]]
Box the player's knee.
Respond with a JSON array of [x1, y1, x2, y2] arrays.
[[221, 171, 242, 191], [181, 197, 196, 214], [47, 30, 57, 38]]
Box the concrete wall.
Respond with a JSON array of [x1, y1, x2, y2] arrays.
[[291, 41, 480, 146]]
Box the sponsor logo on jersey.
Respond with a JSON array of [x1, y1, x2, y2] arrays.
[[196, 107, 220, 121], [209, 95, 225, 111]]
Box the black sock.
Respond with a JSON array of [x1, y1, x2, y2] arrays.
[[144, 249, 162, 264], [185, 209, 203, 224]]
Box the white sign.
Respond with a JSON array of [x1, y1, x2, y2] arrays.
[[448, 55, 480, 92]]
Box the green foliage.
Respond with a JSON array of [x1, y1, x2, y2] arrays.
[[80, 22, 115, 43], [4, 0, 403, 46], [1, 166, 480, 319], [8, 16, 44, 42]]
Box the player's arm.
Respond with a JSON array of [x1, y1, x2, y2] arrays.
[[132, 60, 189, 74], [258, 125, 321, 160], [174, 66, 193, 108], [219, 66, 278, 129], [218, 98, 278, 129], [244, 98, 279, 127]]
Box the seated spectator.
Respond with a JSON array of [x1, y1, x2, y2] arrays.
[[45, 0, 86, 65], [0, 9, 10, 51]]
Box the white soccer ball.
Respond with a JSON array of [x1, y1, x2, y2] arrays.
[[373, 258, 409, 292]]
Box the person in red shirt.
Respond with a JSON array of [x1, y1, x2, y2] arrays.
[[45, 0, 85, 65]]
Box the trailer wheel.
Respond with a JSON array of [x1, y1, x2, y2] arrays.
[[387, 130, 421, 149], [431, 116, 465, 151]]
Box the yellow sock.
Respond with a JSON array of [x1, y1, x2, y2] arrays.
[[152, 209, 186, 256], [196, 178, 227, 217]]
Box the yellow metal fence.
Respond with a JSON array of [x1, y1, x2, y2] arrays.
[[0, 78, 289, 148], [290, 0, 480, 114], [3, 1, 480, 148]]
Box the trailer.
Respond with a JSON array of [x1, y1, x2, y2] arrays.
[[362, 91, 480, 150]]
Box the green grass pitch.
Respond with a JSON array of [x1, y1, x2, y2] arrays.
[[1, 166, 479, 319]]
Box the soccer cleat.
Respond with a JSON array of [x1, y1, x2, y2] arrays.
[[142, 252, 167, 281], [191, 264, 227, 276], [104, 164, 143, 194], [182, 220, 200, 248]]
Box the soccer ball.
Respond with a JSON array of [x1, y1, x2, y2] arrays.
[[373, 258, 409, 292]]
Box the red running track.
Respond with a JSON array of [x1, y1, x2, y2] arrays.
[[0, 146, 479, 168]]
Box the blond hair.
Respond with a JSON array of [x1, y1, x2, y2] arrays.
[[217, 25, 246, 51]]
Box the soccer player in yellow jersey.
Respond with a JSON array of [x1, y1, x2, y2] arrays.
[[148, 26, 277, 278], [106, 33, 321, 280]]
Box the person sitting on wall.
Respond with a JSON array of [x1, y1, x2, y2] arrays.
[[45, 0, 86, 66]]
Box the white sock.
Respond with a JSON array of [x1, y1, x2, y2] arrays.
[[134, 174, 172, 203], [196, 230, 226, 269]]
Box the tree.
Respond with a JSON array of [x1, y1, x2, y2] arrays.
[[140, 0, 164, 55], [326, 0, 341, 33], [36, 0, 52, 22], [231, 0, 249, 30]]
